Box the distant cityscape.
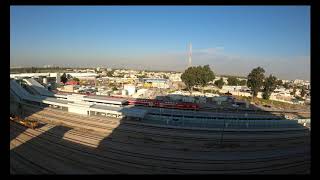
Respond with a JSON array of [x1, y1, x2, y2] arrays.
[[10, 65, 310, 106]]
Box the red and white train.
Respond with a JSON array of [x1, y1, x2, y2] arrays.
[[52, 90, 199, 110], [127, 98, 200, 110]]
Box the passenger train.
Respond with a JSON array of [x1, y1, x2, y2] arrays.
[[127, 98, 200, 110]]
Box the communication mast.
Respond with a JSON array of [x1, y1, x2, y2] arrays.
[[188, 43, 192, 68]]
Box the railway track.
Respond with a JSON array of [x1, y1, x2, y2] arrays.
[[10, 150, 55, 174], [10, 121, 310, 174], [11, 134, 124, 174], [12, 120, 310, 161], [21, 106, 310, 152], [26, 110, 309, 141], [10, 103, 310, 174], [10, 117, 305, 157], [23, 105, 308, 134]]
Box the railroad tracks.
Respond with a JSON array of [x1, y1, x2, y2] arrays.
[[22, 106, 310, 152], [12, 113, 309, 153], [10, 121, 310, 174], [10, 104, 310, 174]]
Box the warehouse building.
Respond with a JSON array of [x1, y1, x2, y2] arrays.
[[142, 78, 169, 89]]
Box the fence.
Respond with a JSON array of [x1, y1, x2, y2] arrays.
[[144, 114, 303, 129]]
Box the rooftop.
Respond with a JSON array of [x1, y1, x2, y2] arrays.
[[90, 104, 147, 118], [83, 95, 128, 104]]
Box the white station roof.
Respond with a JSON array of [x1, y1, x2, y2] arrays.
[[90, 104, 147, 118], [23, 78, 54, 97], [83, 95, 127, 104]]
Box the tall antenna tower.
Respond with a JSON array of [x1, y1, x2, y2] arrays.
[[188, 43, 192, 68]]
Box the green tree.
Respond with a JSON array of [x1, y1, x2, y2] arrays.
[[162, 75, 169, 79], [239, 79, 247, 86], [107, 70, 114, 77], [30, 67, 36, 73], [181, 65, 215, 94], [66, 74, 73, 79], [26, 68, 31, 73], [60, 73, 68, 84], [137, 74, 147, 78], [283, 82, 290, 89], [262, 75, 277, 100], [300, 87, 306, 97], [290, 86, 297, 96], [214, 77, 225, 89], [227, 77, 240, 86], [72, 77, 80, 82], [247, 67, 265, 97], [295, 95, 303, 101], [181, 66, 198, 94], [198, 65, 215, 93], [276, 79, 283, 87]]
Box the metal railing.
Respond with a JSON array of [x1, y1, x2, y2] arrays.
[[144, 114, 303, 129]]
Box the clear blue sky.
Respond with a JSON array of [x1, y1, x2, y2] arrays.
[[10, 6, 310, 80]]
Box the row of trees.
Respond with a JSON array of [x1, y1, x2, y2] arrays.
[[247, 67, 282, 100], [181, 65, 249, 94], [247, 67, 307, 100], [214, 78, 224, 89], [181, 65, 287, 100], [10, 67, 68, 74], [227, 76, 247, 86], [181, 65, 250, 93]]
